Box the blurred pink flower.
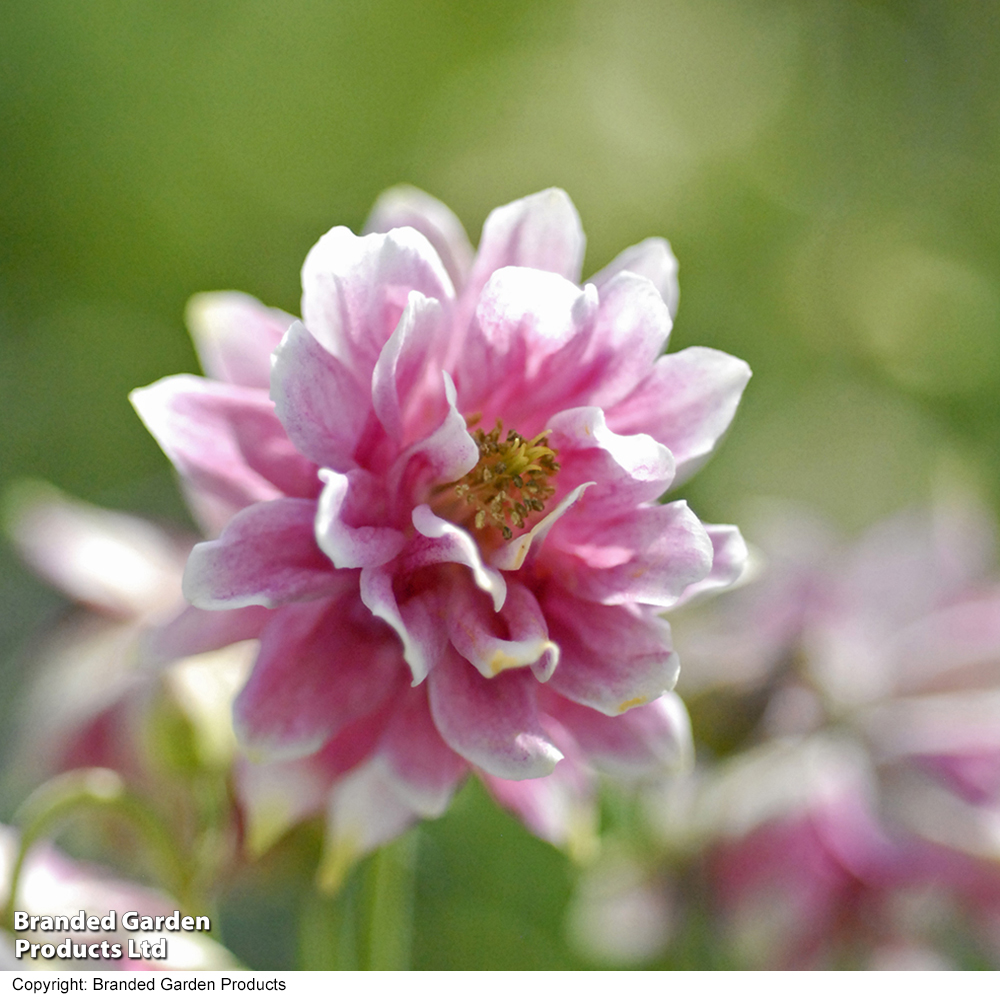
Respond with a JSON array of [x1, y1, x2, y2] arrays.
[[132, 188, 749, 866], [661, 501, 1000, 967]]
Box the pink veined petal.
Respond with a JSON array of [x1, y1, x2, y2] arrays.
[[456, 267, 595, 427], [490, 483, 591, 572], [359, 563, 449, 685], [542, 690, 693, 777], [409, 504, 507, 611], [448, 579, 559, 681], [605, 346, 752, 486], [301, 225, 454, 385], [186, 291, 294, 389], [363, 185, 475, 293], [547, 500, 714, 608], [130, 376, 317, 517], [234, 597, 403, 760], [542, 585, 680, 716], [464, 189, 586, 310], [270, 321, 371, 471], [144, 604, 274, 661], [427, 647, 563, 780], [547, 406, 675, 512], [315, 469, 406, 570], [387, 372, 479, 515], [589, 236, 680, 320], [378, 685, 469, 817], [371, 291, 449, 447], [672, 523, 749, 608], [183, 498, 343, 610]]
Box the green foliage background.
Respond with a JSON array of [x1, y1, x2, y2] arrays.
[[2, 0, 999, 968]]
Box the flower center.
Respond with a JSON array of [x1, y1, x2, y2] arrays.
[[435, 418, 559, 541]]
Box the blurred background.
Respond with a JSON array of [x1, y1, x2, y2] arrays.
[[2, 0, 999, 969]]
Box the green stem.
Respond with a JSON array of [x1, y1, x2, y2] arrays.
[[365, 830, 418, 970], [3, 768, 191, 929]]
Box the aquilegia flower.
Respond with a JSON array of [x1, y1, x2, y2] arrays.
[[132, 188, 750, 861]]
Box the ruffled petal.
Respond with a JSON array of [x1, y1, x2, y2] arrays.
[[490, 483, 591, 572], [672, 523, 749, 607], [387, 372, 479, 513], [183, 498, 342, 610], [427, 648, 563, 779], [456, 267, 594, 426], [186, 291, 294, 389], [606, 346, 751, 485], [301, 225, 454, 384], [270, 321, 371, 471], [548, 406, 674, 512], [542, 690, 692, 777], [233, 598, 403, 759], [371, 291, 449, 446], [363, 185, 474, 293], [359, 563, 449, 685], [542, 585, 680, 715], [465, 189, 585, 307], [569, 271, 673, 409], [408, 504, 507, 611], [130, 376, 317, 519], [448, 580, 559, 681], [548, 500, 714, 608], [589, 236, 680, 319], [315, 469, 406, 570]]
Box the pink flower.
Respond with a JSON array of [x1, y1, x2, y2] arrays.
[[132, 188, 750, 858]]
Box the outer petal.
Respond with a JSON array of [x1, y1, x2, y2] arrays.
[[606, 347, 751, 486], [427, 647, 563, 779], [672, 524, 749, 608], [448, 580, 559, 681], [379, 685, 469, 816], [589, 237, 680, 319], [186, 291, 294, 389], [465, 189, 585, 307], [371, 291, 449, 446], [183, 498, 342, 610], [270, 321, 370, 471], [481, 736, 598, 859], [318, 757, 422, 892], [548, 500, 714, 608], [145, 604, 273, 661], [543, 691, 693, 777], [301, 226, 454, 384], [234, 597, 402, 759], [315, 469, 406, 570], [363, 185, 474, 292], [130, 376, 317, 518], [542, 585, 680, 715]]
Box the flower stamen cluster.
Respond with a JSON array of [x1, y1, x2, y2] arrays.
[[442, 419, 559, 540]]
